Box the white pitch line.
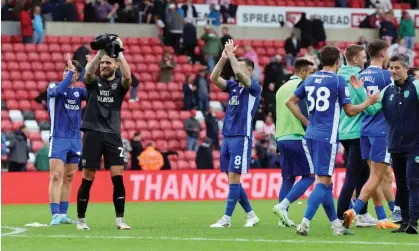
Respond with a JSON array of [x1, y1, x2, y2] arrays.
[[4, 234, 419, 246], [1, 227, 27, 236]]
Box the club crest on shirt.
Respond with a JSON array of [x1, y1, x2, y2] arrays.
[[74, 91, 80, 98], [228, 96, 240, 106], [415, 156, 419, 164], [111, 83, 118, 90], [404, 90, 410, 98], [389, 94, 394, 101]]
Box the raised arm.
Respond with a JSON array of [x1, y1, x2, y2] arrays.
[[48, 54, 75, 97], [225, 39, 251, 88], [85, 49, 105, 84], [116, 37, 132, 89], [210, 49, 228, 90]]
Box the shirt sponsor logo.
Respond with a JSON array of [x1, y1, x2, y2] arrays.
[[65, 99, 80, 110], [228, 96, 240, 106], [97, 90, 114, 103]]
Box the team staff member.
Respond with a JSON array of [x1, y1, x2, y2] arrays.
[[76, 37, 132, 230], [352, 54, 419, 234]]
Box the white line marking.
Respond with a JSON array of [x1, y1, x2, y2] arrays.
[[1, 227, 27, 236], [4, 234, 419, 246]]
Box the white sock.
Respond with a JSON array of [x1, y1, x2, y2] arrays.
[[59, 214, 66, 218], [279, 199, 291, 209], [302, 217, 311, 226], [246, 210, 256, 218], [222, 215, 231, 222], [394, 205, 401, 212], [331, 219, 342, 228]]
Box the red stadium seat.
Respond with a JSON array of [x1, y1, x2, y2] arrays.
[[8, 62, 19, 71], [136, 120, 147, 130], [16, 90, 29, 100], [19, 100, 31, 110], [132, 110, 144, 119], [31, 141, 44, 153], [2, 80, 12, 89], [19, 62, 31, 70], [144, 110, 157, 120], [147, 120, 160, 129], [148, 91, 160, 100], [6, 100, 19, 109], [2, 43, 12, 51], [156, 140, 168, 151], [1, 120, 12, 131], [139, 100, 152, 109], [1, 111, 10, 120], [172, 120, 184, 130], [168, 140, 179, 150], [152, 130, 164, 140], [152, 101, 165, 110], [28, 52, 40, 61], [177, 160, 190, 169], [160, 120, 171, 129], [48, 44, 61, 52], [28, 132, 42, 141], [185, 151, 196, 161], [3, 90, 16, 100], [141, 130, 152, 140], [16, 52, 28, 61], [121, 110, 133, 120], [164, 130, 177, 140], [58, 36, 71, 44], [12, 43, 25, 52], [156, 111, 169, 120], [35, 44, 48, 52], [124, 120, 136, 130]]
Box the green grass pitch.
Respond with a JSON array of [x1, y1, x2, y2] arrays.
[[2, 200, 419, 251]]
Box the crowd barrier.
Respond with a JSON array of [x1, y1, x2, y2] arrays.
[[3, 168, 397, 204]]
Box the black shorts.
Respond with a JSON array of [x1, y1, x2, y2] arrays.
[[79, 130, 125, 169]]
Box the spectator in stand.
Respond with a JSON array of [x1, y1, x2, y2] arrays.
[[336, 0, 348, 7], [72, 44, 90, 81], [367, 0, 392, 12], [84, 0, 98, 22], [201, 26, 223, 72], [285, 31, 301, 67], [184, 109, 202, 152], [130, 132, 143, 170], [19, 4, 33, 44], [357, 36, 369, 49], [122, 137, 132, 170], [61, 0, 78, 21], [389, 39, 415, 67], [262, 115, 275, 139], [359, 9, 381, 29], [196, 138, 214, 169], [141, 0, 155, 23], [116, 0, 139, 23], [159, 47, 176, 82], [255, 138, 268, 168], [207, 4, 220, 26], [35, 142, 50, 171], [2, 0, 16, 21], [138, 142, 164, 171], [7, 125, 30, 172], [304, 46, 320, 69], [244, 45, 262, 83], [1, 133, 7, 156], [166, 3, 184, 54], [181, 0, 197, 19], [159, 147, 178, 170], [219, 0, 235, 24], [264, 55, 286, 90], [32, 5, 44, 44], [195, 69, 210, 113], [400, 11, 415, 51], [182, 17, 197, 62], [250, 148, 261, 168], [295, 13, 313, 48], [220, 26, 232, 47], [204, 107, 220, 150], [94, 0, 117, 22], [311, 15, 326, 48], [183, 75, 197, 110], [263, 83, 276, 119], [155, 15, 165, 43], [379, 12, 397, 44]]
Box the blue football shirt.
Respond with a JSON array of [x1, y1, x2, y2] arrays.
[[358, 66, 392, 137], [294, 71, 351, 144], [222, 79, 262, 138], [47, 72, 87, 139]]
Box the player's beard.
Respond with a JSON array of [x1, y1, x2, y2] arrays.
[[100, 68, 115, 79]]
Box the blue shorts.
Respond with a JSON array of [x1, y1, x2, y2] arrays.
[[305, 139, 338, 176], [220, 136, 252, 174], [49, 137, 82, 164], [360, 136, 390, 163], [277, 140, 313, 178]]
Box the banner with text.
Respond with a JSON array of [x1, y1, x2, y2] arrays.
[[233, 6, 419, 28], [2, 169, 395, 204]]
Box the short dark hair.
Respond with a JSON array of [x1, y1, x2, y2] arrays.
[[318, 46, 341, 67], [19, 125, 26, 131], [134, 132, 141, 137], [238, 57, 254, 70], [344, 44, 365, 63], [367, 39, 389, 58], [390, 54, 409, 68], [294, 58, 314, 72], [71, 60, 83, 73]]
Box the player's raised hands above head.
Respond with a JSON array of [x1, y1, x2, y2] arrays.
[[349, 75, 364, 89], [224, 39, 238, 56], [67, 53, 75, 72]]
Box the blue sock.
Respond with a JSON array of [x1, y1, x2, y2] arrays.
[[352, 199, 366, 215], [322, 184, 338, 221], [224, 184, 241, 217], [59, 201, 69, 215], [303, 183, 327, 220], [279, 177, 295, 202], [375, 205, 387, 220], [50, 203, 59, 215], [388, 200, 395, 212], [238, 185, 252, 213], [286, 176, 315, 203]]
